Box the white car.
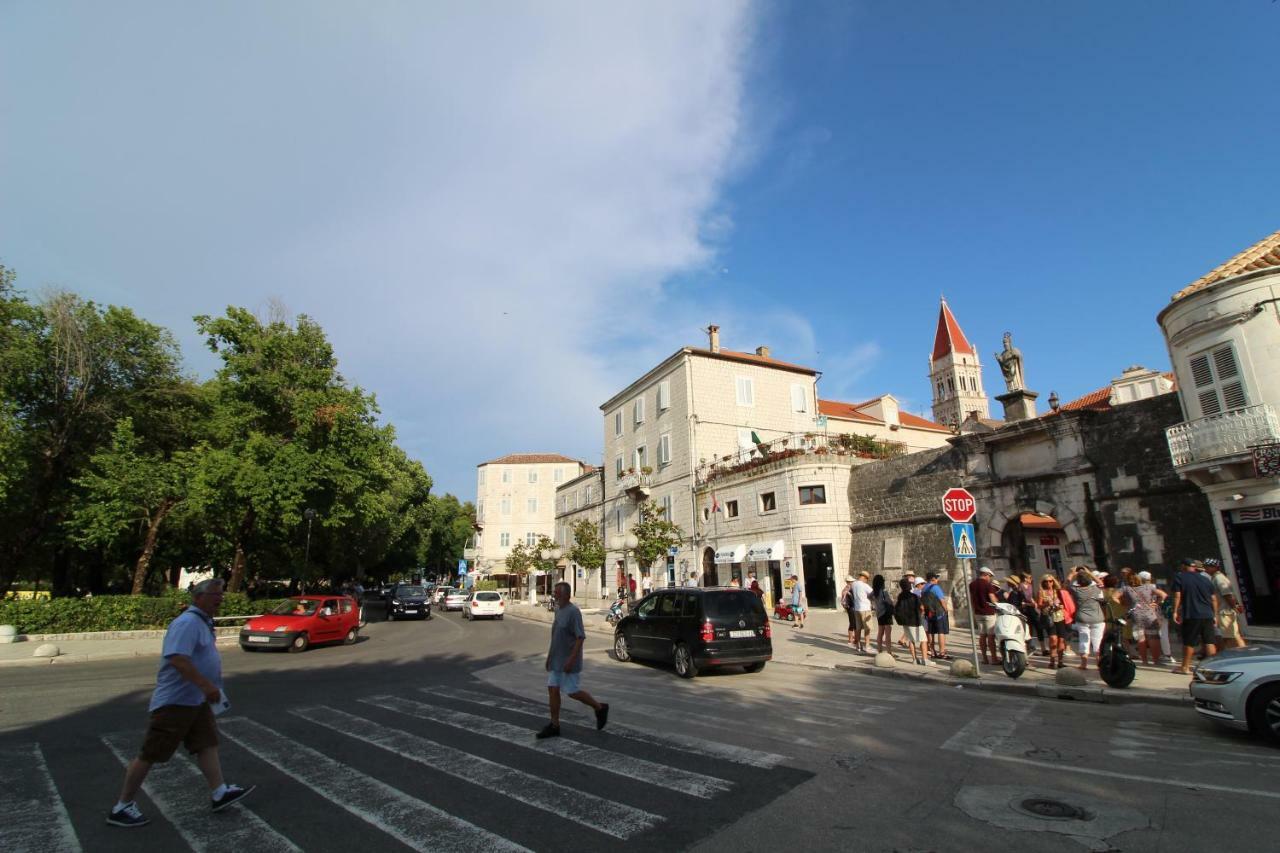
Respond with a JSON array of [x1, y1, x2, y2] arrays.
[[464, 591, 506, 620], [443, 589, 469, 612], [1191, 643, 1280, 744]]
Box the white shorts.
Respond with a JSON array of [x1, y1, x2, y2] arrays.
[[903, 625, 925, 645], [547, 669, 581, 694], [976, 614, 997, 636], [1077, 622, 1104, 655]]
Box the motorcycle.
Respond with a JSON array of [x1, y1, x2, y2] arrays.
[[605, 598, 626, 625], [993, 601, 1030, 679], [1098, 614, 1136, 688]]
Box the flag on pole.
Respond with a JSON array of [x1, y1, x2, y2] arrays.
[[751, 431, 770, 458], [711, 493, 720, 514]]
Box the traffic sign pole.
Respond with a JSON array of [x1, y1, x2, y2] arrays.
[[961, 558, 982, 679], [942, 487, 982, 679]]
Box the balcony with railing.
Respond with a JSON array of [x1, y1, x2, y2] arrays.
[[695, 431, 906, 486], [617, 471, 652, 500], [1165, 403, 1280, 468]]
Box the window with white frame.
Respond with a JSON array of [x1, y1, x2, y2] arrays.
[[614, 410, 623, 436], [661, 494, 673, 521], [759, 491, 776, 513], [567, 493, 575, 511], [500, 532, 510, 547], [500, 498, 511, 515], [528, 470, 538, 484], [634, 445, 647, 470], [657, 380, 671, 411], [1189, 343, 1248, 417], [615, 456, 624, 479], [615, 508, 623, 533], [658, 433, 671, 466], [477, 499, 485, 520], [554, 467, 563, 483], [502, 468, 511, 483], [526, 532, 537, 547], [633, 396, 645, 425], [527, 498, 538, 514], [735, 376, 754, 406], [725, 499, 739, 519], [478, 468, 486, 486], [791, 384, 807, 413], [737, 428, 755, 461]]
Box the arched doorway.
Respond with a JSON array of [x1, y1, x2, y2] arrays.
[[702, 547, 718, 586], [1004, 512, 1066, 584]]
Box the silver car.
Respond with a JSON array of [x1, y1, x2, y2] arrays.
[[1190, 643, 1280, 744]]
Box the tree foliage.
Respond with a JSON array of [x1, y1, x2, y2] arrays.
[[631, 500, 684, 572], [568, 519, 605, 575]]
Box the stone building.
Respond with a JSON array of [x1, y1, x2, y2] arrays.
[[930, 298, 991, 427], [1158, 229, 1280, 640], [554, 466, 607, 602], [471, 453, 588, 577]]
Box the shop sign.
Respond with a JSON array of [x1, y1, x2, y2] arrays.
[[1233, 505, 1280, 525]]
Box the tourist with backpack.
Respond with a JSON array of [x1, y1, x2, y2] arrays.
[[922, 571, 952, 661], [893, 578, 929, 666], [871, 574, 894, 654]]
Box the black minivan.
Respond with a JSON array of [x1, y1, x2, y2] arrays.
[[613, 587, 771, 678]]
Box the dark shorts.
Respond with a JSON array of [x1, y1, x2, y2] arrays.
[[1181, 617, 1215, 649], [926, 613, 950, 635], [876, 614, 894, 627], [139, 703, 218, 763], [846, 610, 857, 630], [1052, 621, 1072, 640]]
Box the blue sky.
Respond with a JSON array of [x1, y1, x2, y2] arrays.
[[2, 2, 1278, 500]]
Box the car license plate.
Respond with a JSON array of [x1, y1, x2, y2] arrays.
[[729, 629, 754, 638], [247, 636, 270, 643]]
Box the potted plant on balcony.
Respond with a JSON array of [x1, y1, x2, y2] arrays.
[[640, 466, 653, 476]]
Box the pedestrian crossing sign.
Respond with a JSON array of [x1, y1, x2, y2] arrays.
[[951, 522, 976, 559]]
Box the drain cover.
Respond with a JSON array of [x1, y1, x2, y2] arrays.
[[1018, 798, 1091, 821]]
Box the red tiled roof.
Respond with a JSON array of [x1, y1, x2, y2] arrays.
[[1172, 230, 1280, 302], [898, 411, 953, 432], [480, 453, 584, 466], [1060, 387, 1112, 412], [818, 398, 951, 432], [689, 347, 818, 375], [931, 300, 975, 362], [1020, 513, 1061, 530]]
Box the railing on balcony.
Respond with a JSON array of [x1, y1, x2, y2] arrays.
[[617, 471, 652, 499], [695, 431, 906, 485], [1165, 403, 1280, 467]]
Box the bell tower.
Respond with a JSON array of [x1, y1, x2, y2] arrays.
[[929, 298, 989, 427]]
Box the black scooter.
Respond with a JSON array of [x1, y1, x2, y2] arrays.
[[1098, 614, 1136, 688]]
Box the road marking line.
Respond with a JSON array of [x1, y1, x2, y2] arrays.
[[102, 732, 301, 853], [940, 698, 1035, 756], [580, 680, 893, 720], [363, 695, 732, 798], [296, 705, 661, 839], [978, 753, 1280, 800], [0, 744, 82, 853], [430, 686, 786, 768], [218, 717, 529, 852], [1109, 735, 1280, 762]]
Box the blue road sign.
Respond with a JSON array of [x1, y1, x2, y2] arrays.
[[457, 559, 468, 575], [951, 523, 976, 559]]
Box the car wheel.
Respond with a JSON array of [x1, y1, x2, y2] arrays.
[[344, 627, 358, 645], [614, 632, 632, 663], [743, 661, 765, 673], [787, 613, 795, 622], [288, 633, 310, 653], [673, 643, 699, 679], [1247, 683, 1280, 745]]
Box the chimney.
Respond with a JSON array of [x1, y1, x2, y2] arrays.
[[755, 346, 771, 359], [708, 325, 720, 353]]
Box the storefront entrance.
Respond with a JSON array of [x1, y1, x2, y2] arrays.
[[702, 547, 719, 587], [1223, 510, 1280, 627], [801, 544, 836, 608]]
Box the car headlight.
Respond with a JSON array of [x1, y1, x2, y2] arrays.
[[1194, 669, 1241, 684], [273, 625, 289, 633], [392, 598, 401, 605]]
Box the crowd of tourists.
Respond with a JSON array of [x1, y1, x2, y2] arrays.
[[838, 558, 1248, 675]]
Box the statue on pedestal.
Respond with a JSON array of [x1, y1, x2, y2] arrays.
[[995, 332, 1025, 393]]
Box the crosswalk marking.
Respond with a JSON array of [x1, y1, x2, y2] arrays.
[[0, 744, 82, 853], [219, 717, 530, 853], [362, 694, 733, 798], [589, 680, 894, 721], [297, 705, 662, 839], [102, 733, 301, 853], [430, 686, 786, 769]]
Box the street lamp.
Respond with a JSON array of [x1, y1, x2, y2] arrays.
[[608, 533, 639, 595], [302, 508, 317, 590]]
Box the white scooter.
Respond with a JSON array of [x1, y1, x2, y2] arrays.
[[993, 601, 1030, 679]]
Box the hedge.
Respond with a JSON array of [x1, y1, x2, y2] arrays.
[[0, 589, 288, 634]]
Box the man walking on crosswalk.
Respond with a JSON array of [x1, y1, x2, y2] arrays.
[[539, 581, 609, 739], [106, 578, 255, 827]]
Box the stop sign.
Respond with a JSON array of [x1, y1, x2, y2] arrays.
[[941, 488, 976, 523]]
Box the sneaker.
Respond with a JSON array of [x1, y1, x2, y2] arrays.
[[211, 783, 256, 813], [595, 703, 609, 731], [536, 723, 561, 739], [107, 801, 149, 828]]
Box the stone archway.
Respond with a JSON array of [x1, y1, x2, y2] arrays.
[[702, 547, 718, 587], [982, 502, 1089, 577]]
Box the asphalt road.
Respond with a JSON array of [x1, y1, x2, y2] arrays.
[[1, 604, 1277, 853]]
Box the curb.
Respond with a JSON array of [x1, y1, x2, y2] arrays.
[[0, 636, 240, 668], [7, 627, 243, 643]]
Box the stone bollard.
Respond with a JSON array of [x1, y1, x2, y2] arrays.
[[950, 658, 976, 678], [874, 651, 896, 668], [33, 643, 61, 659], [1055, 666, 1087, 687], [0, 625, 17, 644]]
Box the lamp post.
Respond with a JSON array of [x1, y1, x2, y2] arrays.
[[548, 546, 563, 601], [302, 508, 317, 590], [609, 533, 639, 597]]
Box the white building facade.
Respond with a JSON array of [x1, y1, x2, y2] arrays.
[[1159, 230, 1280, 640], [554, 467, 607, 603], [472, 453, 587, 576]]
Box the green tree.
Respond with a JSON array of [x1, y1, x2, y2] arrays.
[[568, 519, 605, 579], [631, 500, 684, 575]]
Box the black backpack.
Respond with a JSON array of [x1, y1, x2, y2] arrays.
[[894, 593, 918, 626]]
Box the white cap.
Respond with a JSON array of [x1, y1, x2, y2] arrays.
[[1138, 571, 1152, 580], [979, 566, 993, 575], [846, 576, 855, 582]]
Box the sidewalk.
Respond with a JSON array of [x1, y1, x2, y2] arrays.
[[0, 628, 241, 668], [509, 602, 1193, 707]]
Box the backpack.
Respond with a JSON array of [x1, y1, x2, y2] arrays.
[[894, 593, 918, 626], [876, 589, 894, 619], [841, 587, 854, 611], [922, 584, 944, 618]]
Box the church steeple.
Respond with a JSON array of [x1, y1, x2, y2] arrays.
[[929, 299, 989, 426]]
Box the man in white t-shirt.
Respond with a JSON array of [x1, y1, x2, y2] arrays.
[[641, 574, 653, 595], [851, 571, 873, 653]]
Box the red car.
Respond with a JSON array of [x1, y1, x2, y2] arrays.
[[239, 595, 360, 653]]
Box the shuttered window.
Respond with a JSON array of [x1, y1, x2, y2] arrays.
[[736, 376, 754, 406], [633, 396, 645, 425], [791, 384, 808, 413], [1189, 344, 1247, 417], [658, 433, 671, 465], [657, 380, 671, 411]]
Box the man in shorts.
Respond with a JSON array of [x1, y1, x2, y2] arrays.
[[923, 571, 951, 660], [1171, 559, 1219, 674], [1204, 559, 1245, 650], [968, 566, 999, 665], [107, 578, 254, 827], [539, 582, 608, 738]]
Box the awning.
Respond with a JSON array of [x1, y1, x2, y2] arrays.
[[714, 544, 747, 564], [746, 540, 785, 562]]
